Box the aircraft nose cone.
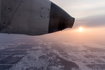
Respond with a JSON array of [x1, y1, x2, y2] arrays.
[[66, 17, 75, 28], [58, 16, 75, 30], [49, 2, 75, 33]]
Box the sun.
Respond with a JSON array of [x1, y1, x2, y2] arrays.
[[79, 27, 83, 32]]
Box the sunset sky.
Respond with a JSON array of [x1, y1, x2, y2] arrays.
[[51, 0, 105, 28], [41, 0, 105, 45]]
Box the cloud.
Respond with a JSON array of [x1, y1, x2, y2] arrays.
[[74, 15, 105, 27]]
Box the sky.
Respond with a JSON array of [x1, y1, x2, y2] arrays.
[[51, 0, 105, 28], [0, 0, 105, 42], [43, 0, 105, 45]]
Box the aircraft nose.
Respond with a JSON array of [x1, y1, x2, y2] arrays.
[[49, 2, 75, 33], [66, 17, 75, 28], [57, 16, 75, 30]]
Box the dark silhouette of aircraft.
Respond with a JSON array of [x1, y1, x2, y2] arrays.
[[0, 0, 75, 35]]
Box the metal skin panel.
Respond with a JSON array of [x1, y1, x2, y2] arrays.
[[0, 0, 51, 35], [0, 0, 75, 35]]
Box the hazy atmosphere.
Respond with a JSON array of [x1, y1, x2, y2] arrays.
[[0, 0, 105, 70], [51, 0, 105, 28]]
